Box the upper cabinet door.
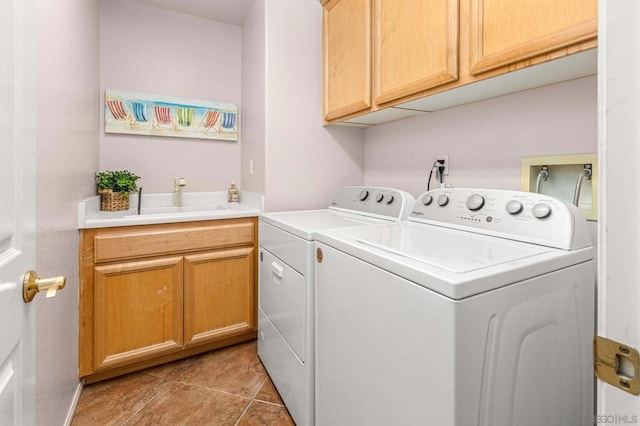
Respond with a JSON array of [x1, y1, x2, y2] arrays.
[[373, 0, 459, 105], [323, 0, 372, 122], [470, 0, 597, 75]]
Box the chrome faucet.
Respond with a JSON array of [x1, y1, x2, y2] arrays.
[[174, 177, 186, 206]]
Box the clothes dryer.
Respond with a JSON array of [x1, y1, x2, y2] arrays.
[[314, 188, 595, 426], [258, 186, 414, 426]]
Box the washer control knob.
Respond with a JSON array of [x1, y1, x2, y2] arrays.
[[437, 194, 449, 207], [532, 203, 552, 219], [385, 194, 395, 204], [375, 193, 384, 203], [422, 194, 433, 206], [466, 194, 485, 211], [505, 200, 523, 215], [359, 190, 370, 201]]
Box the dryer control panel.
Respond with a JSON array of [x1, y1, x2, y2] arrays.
[[328, 186, 415, 221], [410, 188, 591, 250]]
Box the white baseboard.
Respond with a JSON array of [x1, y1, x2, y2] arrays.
[[63, 381, 83, 426]]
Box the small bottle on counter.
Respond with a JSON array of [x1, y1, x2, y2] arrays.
[[228, 180, 239, 203]]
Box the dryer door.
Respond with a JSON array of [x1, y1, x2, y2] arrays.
[[259, 248, 306, 361]]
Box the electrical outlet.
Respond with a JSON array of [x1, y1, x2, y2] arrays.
[[437, 155, 449, 175]]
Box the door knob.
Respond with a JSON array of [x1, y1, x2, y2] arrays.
[[22, 270, 66, 303]]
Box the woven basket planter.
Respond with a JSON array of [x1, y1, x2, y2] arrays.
[[99, 189, 130, 211]]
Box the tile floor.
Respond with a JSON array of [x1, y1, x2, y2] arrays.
[[71, 340, 295, 425]]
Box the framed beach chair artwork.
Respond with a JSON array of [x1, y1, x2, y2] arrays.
[[104, 89, 238, 141]]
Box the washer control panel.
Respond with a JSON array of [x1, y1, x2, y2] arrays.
[[410, 188, 591, 250], [329, 186, 415, 220]]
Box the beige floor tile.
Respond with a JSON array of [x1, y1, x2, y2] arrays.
[[71, 373, 165, 426], [254, 377, 284, 405], [177, 341, 268, 398], [139, 354, 199, 381], [236, 401, 295, 426], [125, 381, 250, 425]]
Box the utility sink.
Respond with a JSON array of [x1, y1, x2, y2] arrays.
[[138, 204, 229, 215], [126, 203, 230, 217]]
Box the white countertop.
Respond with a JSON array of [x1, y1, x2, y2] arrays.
[[78, 191, 263, 229]]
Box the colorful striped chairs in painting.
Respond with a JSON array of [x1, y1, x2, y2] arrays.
[[205, 110, 220, 128], [197, 109, 220, 134], [177, 107, 195, 127], [106, 99, 133, 124], [221, 111, 237, 131], [105, 98, 237, 139], [132, 101, 149, 123], [152, 105, 175, 131]]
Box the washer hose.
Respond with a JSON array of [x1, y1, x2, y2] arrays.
[[535, 167, 549, 193]]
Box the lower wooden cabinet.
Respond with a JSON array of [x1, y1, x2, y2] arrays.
[[79, 218, 258, 383], [93, 256, 185, 372], [183, 247, 256, 347]]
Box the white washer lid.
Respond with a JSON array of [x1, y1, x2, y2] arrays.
[[316, 222, 595, 300], [339, 222, 548, 273], [259, 209, 388, 241]]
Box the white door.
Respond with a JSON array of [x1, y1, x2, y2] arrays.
[[598, 0, 640, 420], [0, 0, 37, 424]]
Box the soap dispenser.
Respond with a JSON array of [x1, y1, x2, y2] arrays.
[[228, 180, 239, 203]]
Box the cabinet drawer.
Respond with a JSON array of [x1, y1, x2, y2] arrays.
[[94, 219, 255, 262]]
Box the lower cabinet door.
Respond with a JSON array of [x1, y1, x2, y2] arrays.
[[183, 247, 257, 347], [93, 256, 184, 371]]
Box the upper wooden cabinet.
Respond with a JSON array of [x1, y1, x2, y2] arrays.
[[323, 0, 371, 121], [322, 0, 597, 125], [323, 0, 459, 121], [374, 0, 459, 105], [469, 0, 597, 74]]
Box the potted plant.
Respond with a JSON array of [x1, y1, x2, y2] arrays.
[[95, 170, 140, 211]]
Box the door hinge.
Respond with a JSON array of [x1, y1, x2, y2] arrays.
[[595, 335, 640, 395]]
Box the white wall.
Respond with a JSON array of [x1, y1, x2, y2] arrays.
[[241, 0, 266, 195], [100, 0, 243, 193], [243, 0, 365, 212], [35, 0, 100, 424], [364, 75, 597, 198]]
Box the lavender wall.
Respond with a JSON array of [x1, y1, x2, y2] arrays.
[[260, 0, 365, 211], [100, 0, 243, 193], [240, 0, 266, 195], [364, 75, 597, 198], [36, 0, 100, 424]]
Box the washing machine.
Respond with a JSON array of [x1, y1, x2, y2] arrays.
[[258, 186, 414, 426], [314, 188, 595, 426]]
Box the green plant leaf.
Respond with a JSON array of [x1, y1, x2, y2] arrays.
[[95, 170, 140, 196]]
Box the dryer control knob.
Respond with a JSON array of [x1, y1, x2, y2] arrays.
[[375, 193, 385, 203], [505, 200, 523, 215], [437, 194, 449, 207], [532, 203, 552, 219], [385, 194, 395, 204], [466, 194, 485, 211], [422, 194, 433, 206], [359, 190, 370, 201]]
